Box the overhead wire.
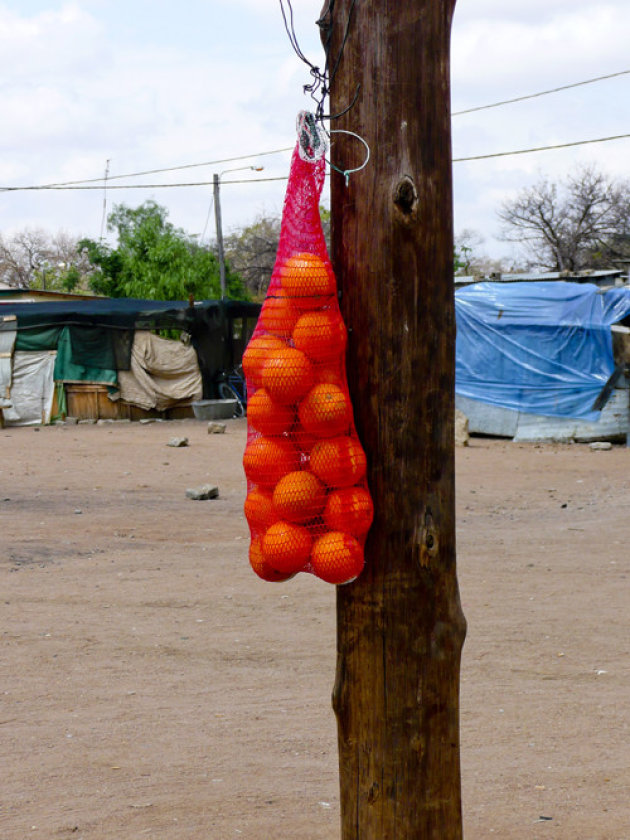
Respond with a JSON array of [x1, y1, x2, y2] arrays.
[[453, 132, 630, 162], [199, 194, 215, 244], [280, 0, 358, 122], [1, 65, 630, 194], [0, 176, 290, 192], [12, 146, 294, 190], [3, 131, 630, 192], [452, 68, 630, 116], [279, 0, 329, 119]]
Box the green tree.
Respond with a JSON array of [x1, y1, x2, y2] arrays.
[[79, 201, 247, 301]]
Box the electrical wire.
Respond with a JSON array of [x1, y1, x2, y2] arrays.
[[17, 147, 294, 190], [453, 68, 630, 116], [2, 66, 630, 194], [4, 69, 628, 193], [0, 176, 289, 192], [3, 131, 630, 192], [279, 0, 329, 119], [199, 194, 215, 244], [453, 131, 630, 162], [279, 0, 357, 122]]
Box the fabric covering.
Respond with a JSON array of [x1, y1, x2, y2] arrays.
[[3, 351, 56, 426], [53, 327, 118, 384], [14, 325, 61, 353], [114, 331, 202, 411], [0, 323, 16, 407], [455, 281, 630, 421]]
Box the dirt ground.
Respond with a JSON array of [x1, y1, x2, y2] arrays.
[[2, 417, 629, 840]]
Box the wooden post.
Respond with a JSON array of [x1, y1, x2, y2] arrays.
[[324, 2, 466, 837], [214, 173, 227, 299]]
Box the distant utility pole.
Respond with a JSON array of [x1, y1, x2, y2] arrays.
[[100, 158, 111, 242], [213, 173, 227, 299], [324, 1, 465, 838], [213, 166, 264, 300]]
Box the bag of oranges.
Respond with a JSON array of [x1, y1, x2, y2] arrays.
[[242, 121, 373, 585]]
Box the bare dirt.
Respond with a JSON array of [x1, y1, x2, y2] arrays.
[[2, 418, 629, 839]]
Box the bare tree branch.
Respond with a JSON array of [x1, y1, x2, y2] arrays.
[[0, 228, 94, 290], [497, 165, 630, 271]]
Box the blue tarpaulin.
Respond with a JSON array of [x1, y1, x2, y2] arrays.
[[455, 281, 630, 421]]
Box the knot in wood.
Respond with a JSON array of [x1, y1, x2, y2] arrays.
[[393, 176, 418, 216], [416, 507, 439, 567], [367, 782, 380, 804]]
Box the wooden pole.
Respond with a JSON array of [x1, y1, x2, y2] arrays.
[[214, 173, 227, 299], [323, 2, 466, 837]]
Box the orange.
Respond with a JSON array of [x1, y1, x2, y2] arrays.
[[247, 388, 294, 436], [243, 436, 299, 487], [324, 486, 374, 537], [242, 334, 285, 389], [261, 346, 314, 404], [272, 470, 325, 523], [309, 435, 367, 487], [292, 310, 347, 363], [249, 537, 294, 582], [244, 486, 277, 532], [310, 531, 364, 584], [279, 252, 336, 309], [290, 428, 319, 457], [259, 287, 299, 338], [262, 521, 312, 574], [316, 365, 345, 388], [298, 383, 352, 438]]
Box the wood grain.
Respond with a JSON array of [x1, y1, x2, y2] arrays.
[[324, 2, 466, 837]]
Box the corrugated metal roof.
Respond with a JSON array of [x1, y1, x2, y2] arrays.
[[455, 269, 625, 286]]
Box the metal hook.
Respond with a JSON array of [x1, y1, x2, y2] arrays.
[[327, 128, 370, 186]]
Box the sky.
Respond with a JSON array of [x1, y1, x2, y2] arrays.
[[1, 0, 629, 264]]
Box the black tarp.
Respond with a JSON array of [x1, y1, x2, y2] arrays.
[[0, 298, 261, 397]]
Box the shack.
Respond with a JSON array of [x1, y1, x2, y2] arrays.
[[455, 281, 630, 443], [0, 297, 260, 425]]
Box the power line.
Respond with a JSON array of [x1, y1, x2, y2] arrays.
[[200, 194, 215, 244], [3, 125, 630, 196], [453, 131, 630, 162], [0, 69, 626, 195], [2, 131, 630, 192], [30, 147, 294, 190], [0, 176, 289, 192], [2, 69, 628, 194], [452, 68, 630, 116]]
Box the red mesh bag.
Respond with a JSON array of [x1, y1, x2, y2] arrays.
[[242, 128, 373, 585]]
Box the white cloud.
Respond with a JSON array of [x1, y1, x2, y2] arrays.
[[0, 0, 628, 267], [0, 1, 317, 236], [0, 3, 103, 79], [453, 3, 630, 98], [450, 0, 630, 257]]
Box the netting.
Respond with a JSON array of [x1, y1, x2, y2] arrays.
[[242, 135, 373, 585]]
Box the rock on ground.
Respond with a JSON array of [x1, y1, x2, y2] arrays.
[[185, 484, 219, 500], [455, 409, 469, 446]]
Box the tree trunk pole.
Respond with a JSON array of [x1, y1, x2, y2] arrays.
[[214, 173, 227, 299], [324, 2, 465, 838]]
